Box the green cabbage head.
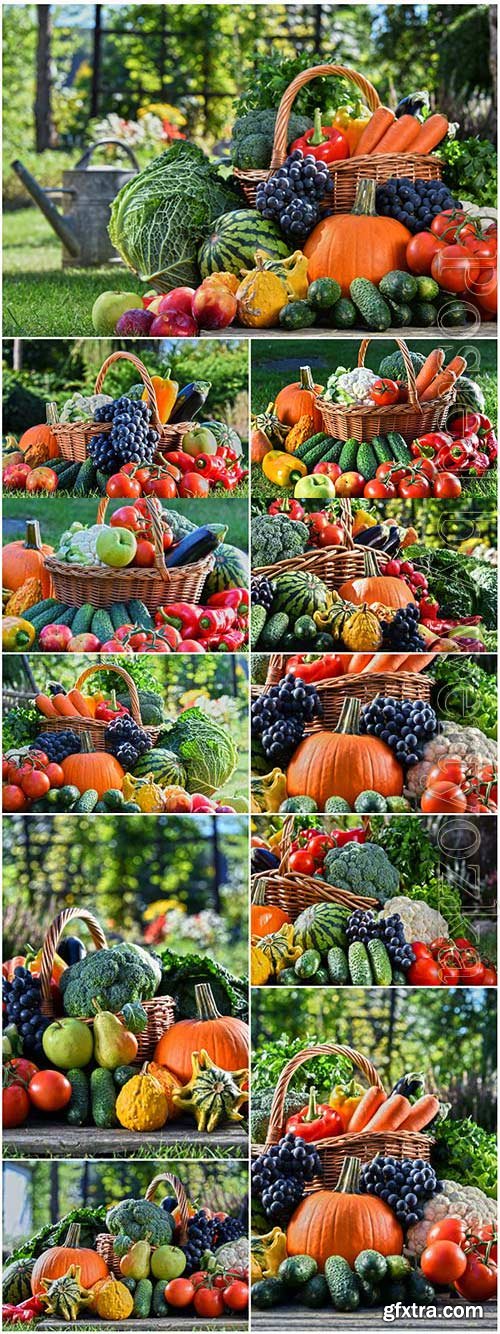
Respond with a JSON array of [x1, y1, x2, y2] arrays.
[[164, 706, 238, 795]]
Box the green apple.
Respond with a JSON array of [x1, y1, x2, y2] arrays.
[[150, 1245, 187, 1281], [42, 1018, 93, 1069], [183, 426, 217, 458], [96, 526, 137, 568], [92, 291, 141, 336]]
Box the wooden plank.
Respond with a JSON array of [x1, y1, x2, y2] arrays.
[[252, 1300, 497, 1331], [3, 1123, 247, 1158], [202, 323, 497, 340]]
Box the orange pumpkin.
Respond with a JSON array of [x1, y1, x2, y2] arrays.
[[339, 550, 416, 609], [304, 178, 411, 295], [31, 1223, 109, 1295], [154, 982, 249, 1082], [19, 423, 59, 467], [287, 696, 403, 810], [286, 1156, 403, 1270], [251, 882, 291, 938], [61, 732, 124, 798], [2, 520, 53, 598], [275, 365, 324, 432]]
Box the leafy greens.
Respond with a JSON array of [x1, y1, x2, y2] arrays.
[[163, 706, 238, 795], [158, 949, 248, 1019]]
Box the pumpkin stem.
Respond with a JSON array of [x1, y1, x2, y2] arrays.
[[64, 1222, 82, 1247], [251, 881, 267, 906], [335, 1155, 362, 1195], [362, 549, 381, 578], [195, 983, 222, 1022], [351, 178, 378, 218], [303, 1086, 320, 1123], [80, 731, 94, 755], [298, 365, 316, 392], [335, 696, 362, 737], [24, 519, 44, 554]]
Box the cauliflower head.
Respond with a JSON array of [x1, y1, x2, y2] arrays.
[[406, 1180, 497, 1258]]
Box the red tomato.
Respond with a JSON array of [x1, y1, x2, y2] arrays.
[[459, 959, 485, 985], [421, 781, 468, 814], [431, 245, 480, 296], [288, 850, 316, 875], [164, 1279, 195, 1308], [376, 463, 409, 486], [430, 937, 452, 958], [3, 1083, 30, 1128], [407, 230, 446, 275], [121, 463, 152, 487], [413, 457, 438, 483], [334, 471, 366, 497], [307, 511, 330, 531], [109, 505, 143, 531], [398, 475, 431, 498], [411, 942, 433, 960], [307, 834, 335, 861], [455, 1253, 497, 1302], [364, 479, 397, 499], [431, 210, 475, 242], [106, 473, 142, 499], [29, 1070, 72, 1112], [421, 1241, 467, 1284], [20, 770, 50, 800], [427, 1218, 468, 1247], [370, 378, 400, 406], [441, 962, 461, 986], [433, 472, 462, 499], [316, 523, 346, 547], [475, 1223, 498, 1262], [193, 1288, 225, 1318], [427, 759, 467, 787], [178, 473, 210, 498], [453, 937, 474, 950], [133, 539, 156, 567], [44, 762, 65, 788], [143, 474, 178, 499], [407, 957, 443, 986], [2, 784, 27, 812], [223, 1280, 249, 1311], [482, 965, 498, 986]]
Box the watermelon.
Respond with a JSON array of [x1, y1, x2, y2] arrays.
[[453, 376, 485, 414], [198, 210, 290, 278], [293, 903, 350, 953], [3, 1259, 34, 1304], [200, 420, 243, 457], [133, 748, 186, 787], [271, 571, 329, 621], [202, 543, 249, 597]]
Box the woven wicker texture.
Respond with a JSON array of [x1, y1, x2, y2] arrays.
[[252, 814, 378, 920], [97, 1173, 189, 1273], [253, 1043, 432, 1190], [253, 498, 388, 583], [234, 65, 442, 210], [37, 662, 162, 750], [44, 494, 214, 610], [316, 338, 457, 443], [252, 653, 433, 730], [50, 350, 192, 462]]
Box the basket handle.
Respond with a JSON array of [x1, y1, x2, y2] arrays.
[[40, 907, 107, 1009], [94, 351, 162, 430], [358, 338, 421, 409], [74, 661, 144, 726], [270, 64, 380, 170], [95, 495, 169, 578], [265, 1043, 384, 1146], [145, 1172, 190, 1243]]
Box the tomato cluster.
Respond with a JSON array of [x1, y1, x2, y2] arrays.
[[2, 750, 63, 812], [164, 1271, 248, 1316], [288, 823, 367, 875], [407, 938, 496, 988], [106, 446, 247, 500], [420, 757, 497, 816], [407, 210, 497, 318], [3, 1059, 72, 1129], [421, 1216, 497, 1301], [367, 456, 464, 501]]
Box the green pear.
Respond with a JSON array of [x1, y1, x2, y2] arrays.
[[120, 1240, 151, 1280], [93, 1009, 138, 1070], [92, 291, 141, 335]]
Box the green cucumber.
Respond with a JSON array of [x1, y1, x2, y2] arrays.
[[72, 790, 99, 813], [348, 941, 372, 986], [371, 436, 393, 466], [251, 1279, 287, 1309], [251, 605, 267, 648], [295, 432, 329, 462], [102, 789, 125, 811], [325, 1255, 360, 1311], [57, 462, 82, 490], [321, 438, 344, 463], [367, 939, 392, 986], [24, 597, 60, 621], [260, 612, 289, 647], [327, 946, 349, 985], [278, 1256, 318, 1288], [330, 297, 357, 328], [90, 1068, 117, 1128], [294, 949, 321, 980], [30, 603, 69, 630], [91, 609, 114, 643], [299, 436, 334, 468], [73, 458, 99, 496], [350, 278, 392, 331], [354, 1250, 388, 1283], [356, 442, 378, 481], [339, 438, 359, 472], [110, 602, 131, 631], [96, 470, 109, 494], [386, 432, 412, 465], [66, 1069, 90, 1126], [126, 599, 153, 629], [300, 1275, 329, 1307], [71, 604, 96, 636], [133, 1278, 153, 1317]]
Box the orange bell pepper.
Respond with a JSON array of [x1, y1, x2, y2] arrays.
[[142, 373, 179, 425]]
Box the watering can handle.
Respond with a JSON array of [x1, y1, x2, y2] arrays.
[[74, 139, 140, 171]]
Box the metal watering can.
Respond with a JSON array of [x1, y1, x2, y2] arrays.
[[12, 139, 140, 267]]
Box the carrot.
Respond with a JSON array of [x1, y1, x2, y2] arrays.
[[66, 689, 93, 718], [35, 693, 57, 719], [363, 1093, 411, 1132], [399, 1095, 440, 1132], [373, 114, 422, 155], [412, 114, 449, 154], [444, 354, 467, 379], [348, 1087, 387, 1132], [353, 107, 394, 156], [415, 349, 445, 395], [399, 653, 437, 673], [360, 653, 410, 674], [51, 693, 80, 718], [347, 654, 375, 674], [421, 369, 456, 401]]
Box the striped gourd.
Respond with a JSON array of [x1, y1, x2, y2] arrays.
[[271, 571, 329, 622], [133, 748, 186, 788], [202, 543, 249, 597], [293, 903, 350, 953], [198, 210, 290, 278]]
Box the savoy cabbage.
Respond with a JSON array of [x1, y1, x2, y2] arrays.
[[109, 141, 242, 288], [164, 706, 238, 795]]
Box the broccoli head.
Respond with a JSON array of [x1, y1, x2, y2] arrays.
[[323, 841, 400, 903], [106, 1198, 174, 1245], [231, 110, 312, 169], [59, 942, 161, 1017], [251, 513, 309, 568]]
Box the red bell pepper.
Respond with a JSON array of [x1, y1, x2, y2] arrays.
[[286, 653, 342, 683], [268, 497, 306, 520], [419, 594, 440, 620], [95, 692, 130, 722], [410, 431, 453, 459], [194, 455, 228, 480], [447, 410, 481, 439], [333, 826, 367, 847], [208, 588, 249, 614], [482, 432, 498, 463], [286, 1087, 344, 1142], [154, 602, 201, 635], [220, 467, 248, 491], [204, 628, 246, 651], [197, 607, 237, 636], [291, 108, 349, 163], [435, 438, 475, 471], [465, 449, 490, 475]]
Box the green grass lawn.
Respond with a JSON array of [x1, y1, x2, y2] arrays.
[[3, 495, 249, 550]]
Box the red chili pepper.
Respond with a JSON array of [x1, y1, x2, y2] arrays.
[[161, 449, 194, 472], [15, 1298, 45, 1314], [207, 588, 249, 614], [154, 602, 201, 635], [268, 497, 306, 520], [197, 607, 237, 636], [286, 1087, 344, 1142], [95, 693, 130, 722], [291, 108, 349, 163], [204, 628, 246, 652], [410, 431, 453, 459]]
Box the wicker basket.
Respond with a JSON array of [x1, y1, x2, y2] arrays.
[[253, 498, 389, 585], [315, 338, 457, 444], [44, 494, 214, 611], [252, 652, 433, 730], [39, 906, 175, 1063], [49, 351, 193, 463], [96, 1172, 190, 1274], [235, 64, 442, 211], [253, 1043, 432, 1190], [36, 662, 163, 750], [252, 814, 378, 922]]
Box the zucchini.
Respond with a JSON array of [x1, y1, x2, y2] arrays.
[[356, 442, 378, 481], [90, 1068, 118, 1128], [260, 612, 289, 648], [350, 278, 392, 331], [294, 431, 329, 462], [164, 526, 218, 569], [278, 1256, 318, 1288], [133, 1278, 153, 1317], [72, 790, 99, 813], [66, 1069, 90, 1126], [73, 458, 99, 496], [348, 941, 372, 986], [71, 604, 96, 636], [126, 599, 153, 629], [386, 432, 412, 465], [339, 438, 359, 472], [325, 1256, 360, 1311], [91, 609, 114, 643], [367, 938, 392, 986], [110, 602, 131, 631], [327, 946, 349, 985], [371, 436, 393, 466]]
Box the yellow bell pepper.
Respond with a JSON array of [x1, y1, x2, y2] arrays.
[[2, 616, 36, 651], [329, 1079, 363, 1130], [262, 450, 307, 488], [332, 104, 372, 154]]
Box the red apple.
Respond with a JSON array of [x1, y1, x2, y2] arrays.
[[26, 466, 58, 493], [150, 311, 198, 337], [67, 633, 102, 652], [3, 462, 31, 490], [109, 505, 143, 531], [158, 287, 196, 317], [38, 624, 73, 651], [192, 281, 237, 329]]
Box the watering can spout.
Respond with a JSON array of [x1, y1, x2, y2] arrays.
[[11, 159, 80, 257]]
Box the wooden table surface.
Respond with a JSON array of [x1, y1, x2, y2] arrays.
[[3, 1123, 247, 1158], [203, 323, 496, 340], [252, 1299, 497, 1330]]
